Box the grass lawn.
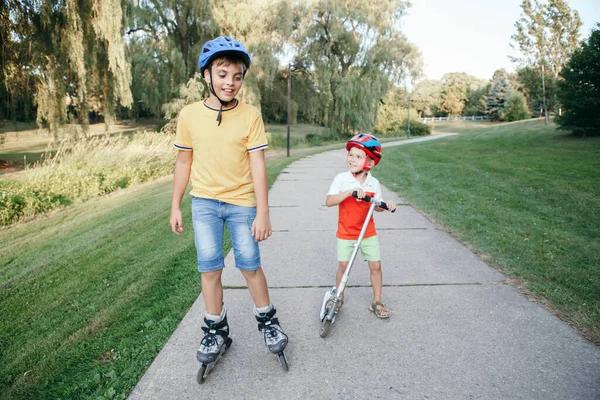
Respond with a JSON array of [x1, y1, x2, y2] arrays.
[[265, 122, 328, 138], [377, 118, 600, 344], [0, 151, 304, 399]]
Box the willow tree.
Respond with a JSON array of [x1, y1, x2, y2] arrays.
[[5, 0, 132, 137], [510, 0, 582, 124], [209, 0, 293, 107], [131, 0, 216, 80], [295, 0, 421, 135]]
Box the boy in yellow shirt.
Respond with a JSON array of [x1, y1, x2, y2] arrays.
[[169, 36, 287, 372]]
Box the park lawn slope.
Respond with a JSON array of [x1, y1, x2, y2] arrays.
[[0, 156, 297, 399], [377, 119, 600, 344]]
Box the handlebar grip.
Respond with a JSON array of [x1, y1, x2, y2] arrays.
[[351, 191, 395, 213]]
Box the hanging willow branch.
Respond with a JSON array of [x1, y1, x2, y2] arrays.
[[91, 0, 133, 109]]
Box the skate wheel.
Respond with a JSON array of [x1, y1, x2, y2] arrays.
[[319, 319, 331, 338], [278, 352, 289, 372], [197, 364, 207, 384]]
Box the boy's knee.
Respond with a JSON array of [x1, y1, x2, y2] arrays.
[[240, 267, 263, 279], [201, 269, 223, 282], [368, 261, 382, 272]]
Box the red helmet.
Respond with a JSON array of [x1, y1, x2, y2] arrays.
[[346, 134, 382, 170]]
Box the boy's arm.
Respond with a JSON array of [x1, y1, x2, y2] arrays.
[[170, 150, 193, 235], [249, 149, 272, 242], [326, 188, 366, 207]]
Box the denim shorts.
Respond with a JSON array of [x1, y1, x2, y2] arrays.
[[191, 197, 261, 273]]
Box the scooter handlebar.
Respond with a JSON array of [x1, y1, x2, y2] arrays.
[[352, 191, 396, 213]]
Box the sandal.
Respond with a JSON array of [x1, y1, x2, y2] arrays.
[[369, 301, 390, 319], [336, 297, 344, 311]]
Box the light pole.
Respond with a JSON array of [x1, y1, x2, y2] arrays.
[[287, 62, 304, 157], [407, 96, 413, 138]]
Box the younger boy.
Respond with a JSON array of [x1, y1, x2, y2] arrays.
[[325, 134, 396, 318], [169, 36, 287, 365]]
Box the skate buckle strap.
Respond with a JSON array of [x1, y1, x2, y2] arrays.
[[202, 315, 228, 337], [258, 317, 280, 331]]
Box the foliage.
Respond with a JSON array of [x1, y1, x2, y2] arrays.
[[515, 66, 557, 116], [0, 132, 175, 226], [132, 0, 216, 79], [1, 0, 134, 135], [374, 87, 409, 136], [556, 25, 600, 137], [405, 119, 432, 136], [0, 2, 37, 121], [411, 79, 442, 117], [296, 0, 421, 136], [373, 87, 431, 136], [438, 73, 487, 116], [486, 69, 513, 121], [510, 0, 582, 123], [500, 91, 531, 122]]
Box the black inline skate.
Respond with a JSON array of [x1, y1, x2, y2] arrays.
[[255, 307, 289, 371], [196, 312, 232, 384]]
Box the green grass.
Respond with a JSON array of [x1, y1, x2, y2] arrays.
[[377, 118, 600, 343], [0, 152, 301, 399], [265, 122, 328, 138]]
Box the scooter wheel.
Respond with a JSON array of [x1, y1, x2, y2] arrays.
[[278, 352, 289, 371], [319, 319, 331, 338], [197, 364, 207, 384]]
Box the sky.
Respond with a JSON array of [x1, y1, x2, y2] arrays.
[[401, 0, 600, 82]]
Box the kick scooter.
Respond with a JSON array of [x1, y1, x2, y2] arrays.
[[319, 191, 394, 338]]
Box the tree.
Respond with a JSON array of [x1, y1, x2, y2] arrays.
[[486, 69, 512, 121], [500, 92, 530, 122], [131, 0, 216, 80], [411, 79, 442, 117], [556, 25, 600, 136], [514, 66, 557, 116], [510, 0, 582, 124], [438, 72, 487, 116], [2, 0, 134, 137], [295, 0, 421, 135]]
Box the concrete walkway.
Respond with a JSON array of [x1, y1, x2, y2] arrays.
[[129, 135, 600, 400]]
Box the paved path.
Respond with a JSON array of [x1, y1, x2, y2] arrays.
[[129, 134, 600, 400]]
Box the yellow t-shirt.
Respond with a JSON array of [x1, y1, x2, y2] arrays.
[[174, 100, 268, 206]]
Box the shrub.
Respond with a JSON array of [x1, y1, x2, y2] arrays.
[[500, 92, 530, 122], [0, 131, 175, 226]]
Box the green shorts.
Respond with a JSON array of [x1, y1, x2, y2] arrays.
[[337, 235, 381, 262]]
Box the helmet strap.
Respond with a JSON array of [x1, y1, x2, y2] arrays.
[[207, 69, 237, 126]]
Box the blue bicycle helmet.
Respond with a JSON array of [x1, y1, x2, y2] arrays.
[[198, 36, 252, 126], [198, 36, 251, 76]]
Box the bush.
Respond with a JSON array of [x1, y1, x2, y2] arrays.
[[0, 132, 175, 226], [405, 119, 433, 136], [500, 92, 530, 122]]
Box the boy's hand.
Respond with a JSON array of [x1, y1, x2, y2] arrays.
[[386, 200, 396, 212], [170, 208, 184, 235], [351, 188, 365, 199], [251, 213, 272, 242]]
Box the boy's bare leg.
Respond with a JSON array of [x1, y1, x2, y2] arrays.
[[201, 270, 224, 315], [368, 260, 383, 303], [336, 261, 348, 289], [240, 267, 270, 308]]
